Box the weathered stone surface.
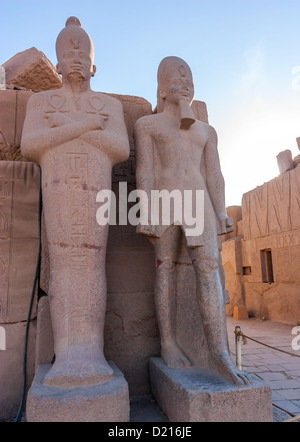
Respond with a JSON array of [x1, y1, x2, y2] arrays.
[[0, 162, 40, 323], [35, 296, 54, 368], [277, 149, 294, 174], [0, 320, 36, 421], [150, 358, 273, 422], [0, 66, 5, 90], [233, 306, 249, 320], [104, 291, 160, 395], [3, 47, 62, 92], [242, 166, 300, 240], [108, 94, 153, 185], [0, 161, 39, 420], [26, 363, 129, 422], [223, 166, 300, 324], [0, 90, 34, 161], [191, 100, 209, 124], [223, 206, 242, 241]]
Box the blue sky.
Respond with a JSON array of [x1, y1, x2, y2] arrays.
[[1, 0, 300, 206]]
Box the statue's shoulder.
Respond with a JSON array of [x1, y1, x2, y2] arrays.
[[26, 89, 59, 108], [195, 120, 217, 136], [93, 92, 123, 111], [134, 113, 162, 133]]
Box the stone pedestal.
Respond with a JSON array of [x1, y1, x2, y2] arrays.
[[26, 363, 129, 422], [150, 358, 273, 422]]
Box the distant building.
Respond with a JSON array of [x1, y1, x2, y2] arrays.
[[222, 150, 300, 325]]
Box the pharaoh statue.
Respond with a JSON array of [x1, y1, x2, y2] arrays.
[[134, 56, 251, 386], [21, 17, 130, 388]]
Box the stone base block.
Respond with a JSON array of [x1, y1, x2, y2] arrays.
[[150, 358, 273, 422], [234, 306, 249, 321], [26, 363, 129, 422]]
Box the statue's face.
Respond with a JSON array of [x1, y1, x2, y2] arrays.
[[159, 62, 194, 105], [57, 47, 96, 81]]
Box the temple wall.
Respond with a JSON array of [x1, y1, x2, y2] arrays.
[[222, 166, 300, 325]]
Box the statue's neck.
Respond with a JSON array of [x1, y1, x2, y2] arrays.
[[62, 76, 91, 95], [163, 101, 181, 121]]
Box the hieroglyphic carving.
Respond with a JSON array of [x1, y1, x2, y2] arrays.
[[0, 181, 10, 199], [66, 153, 91, 345], [276, 232, 300, 249], [242, 185, 269, 240], [0, 207, 8, 238], [242, 167, 300, 240], [290, 166, 300, 231], [0, 255, 8, 283], [0, 180, 12, 239], [267, 172, 291, 234]]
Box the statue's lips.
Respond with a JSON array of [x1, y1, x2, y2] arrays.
[[71, 64, 84, 71], [179, 91, 190, 98]]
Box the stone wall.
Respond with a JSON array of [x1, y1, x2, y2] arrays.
[[0, 160, 40, 420], [222, 166, 300, 325]]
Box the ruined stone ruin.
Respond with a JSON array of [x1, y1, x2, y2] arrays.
[[0, 18, 274, 422]]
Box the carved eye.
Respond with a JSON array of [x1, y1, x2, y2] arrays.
[[79, 52, 91, 62], [64, 51, 74, 59]]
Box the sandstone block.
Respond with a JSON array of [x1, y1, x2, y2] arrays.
[[35, 296, 54, 368], [26, 363, 130, 422], [0, 66, 5, 90], [233, 306, 249, 321], [277, 150, 294, 174], [0, 320, 36, 421], [104, 291, 160, 395], [3, 47, 62, 92], [150, 358, 273, 422], [0, 90, 34, 160], [191, 100, 209, 124], [0, 162, 40, 323]]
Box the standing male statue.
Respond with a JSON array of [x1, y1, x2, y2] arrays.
[[134, 56, 251, 386], [21, 17, 130, 388]]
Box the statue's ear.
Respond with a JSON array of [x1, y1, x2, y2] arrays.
[[91, 65, 96, 77], [158, 88, 166, 99], [56, 63, 61, 75]]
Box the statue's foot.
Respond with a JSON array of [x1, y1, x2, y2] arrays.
[[161, 340, 193, 369], [43, 349, 114, 388], [214, 351, 252, 386]]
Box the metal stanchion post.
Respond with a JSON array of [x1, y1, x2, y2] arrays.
[[235, 326, 243, 371]]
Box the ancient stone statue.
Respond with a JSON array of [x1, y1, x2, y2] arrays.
[[134, 56, 251, 386], [21, 17, 130, 388]]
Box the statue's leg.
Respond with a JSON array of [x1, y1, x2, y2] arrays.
[[44, 225, 114, 388], [153, 226, 192, 368], [188, 245, 251, 386]]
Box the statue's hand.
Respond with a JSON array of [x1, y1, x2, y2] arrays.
[[218, 214, 234, 235], [85, 114, 106, 131], [46, 112, 73, 128]]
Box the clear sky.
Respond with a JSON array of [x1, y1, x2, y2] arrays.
[[1, 0, 300, 206]]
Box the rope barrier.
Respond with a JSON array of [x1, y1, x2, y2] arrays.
[[283, 414, 300, 423], [233, 326, 300, 423], [234, 329, 300, 359]]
